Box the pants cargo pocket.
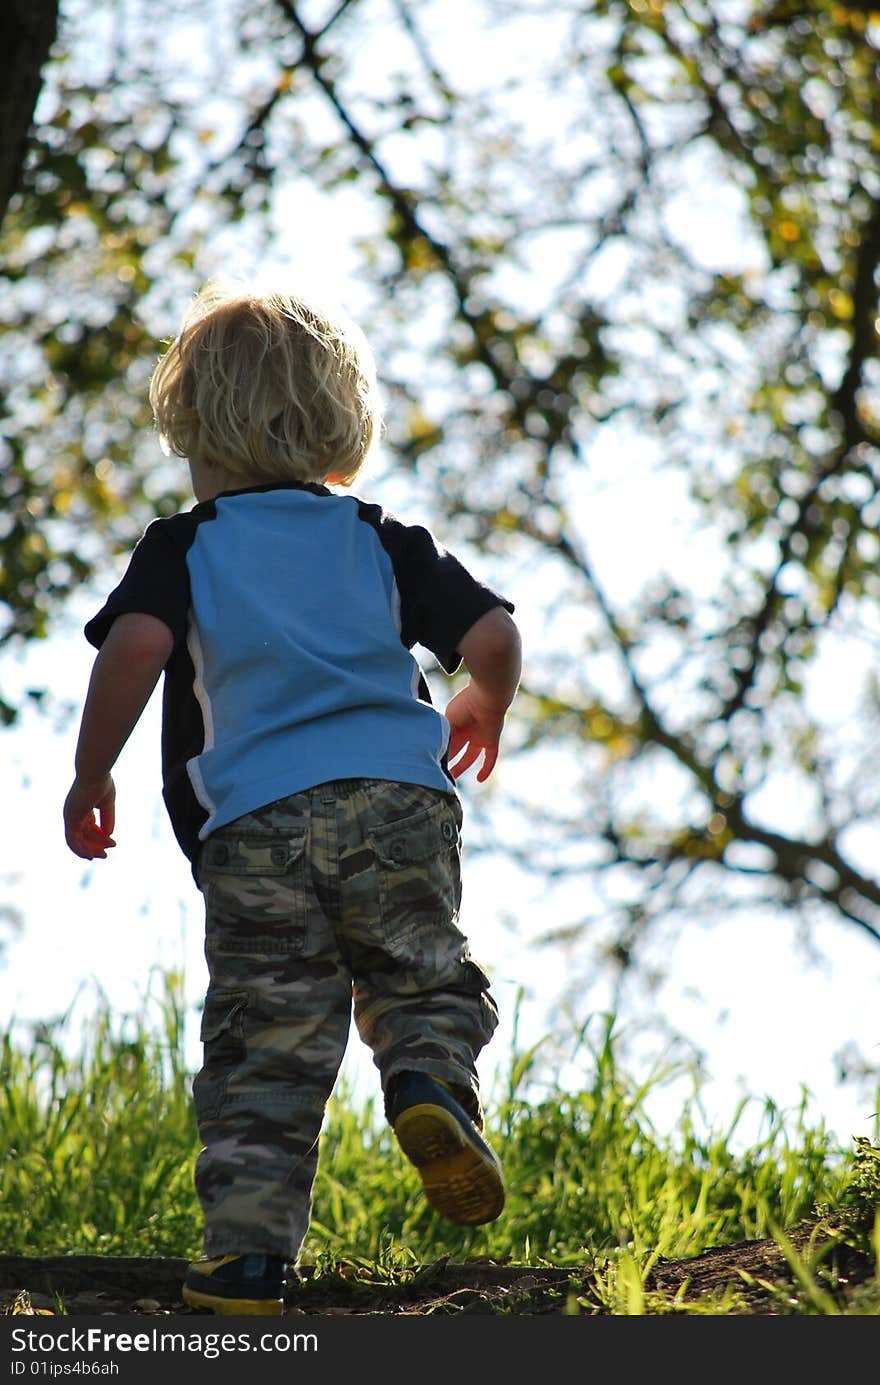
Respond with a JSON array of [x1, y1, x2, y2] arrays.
[[193, 989, 249, 1124], [367, 797, 462, 953], [199, 829, 309, 955]]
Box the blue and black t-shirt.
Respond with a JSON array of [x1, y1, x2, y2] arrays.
[[84, 481, 513, 868]]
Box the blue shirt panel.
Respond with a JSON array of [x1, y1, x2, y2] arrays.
[[186, 488, 450, 834]]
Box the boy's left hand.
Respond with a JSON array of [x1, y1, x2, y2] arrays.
[[63, 774, 117, 859], [444, 683, 506, 783]]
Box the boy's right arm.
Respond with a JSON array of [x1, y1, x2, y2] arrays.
[[445, 607, 522, 782], [63, 612, 174, 860]]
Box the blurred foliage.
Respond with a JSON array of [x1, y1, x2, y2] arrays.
[[3, 0, 880, 1026]]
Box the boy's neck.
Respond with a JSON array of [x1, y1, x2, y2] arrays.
[[187, 457, 340, 503], [188, 457, 242, 502]]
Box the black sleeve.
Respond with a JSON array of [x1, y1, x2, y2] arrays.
[[376, 513, 515, 674], [84, 518, 192, 651]]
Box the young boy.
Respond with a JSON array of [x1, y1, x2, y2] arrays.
[[62, 282, 522, 1316]]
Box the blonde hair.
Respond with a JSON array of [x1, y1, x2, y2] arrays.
[[148, 281, 381, 486]]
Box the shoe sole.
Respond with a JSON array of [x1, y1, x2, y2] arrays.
[[182, 1285, 284, 1316], [393, 1101, 505, 1226]]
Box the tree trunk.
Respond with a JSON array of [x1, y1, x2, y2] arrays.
[[0, 0, 59, 228]]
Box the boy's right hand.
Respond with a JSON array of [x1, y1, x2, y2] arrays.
[[63, 774, 117, 860], [444, 683, 507, 783]]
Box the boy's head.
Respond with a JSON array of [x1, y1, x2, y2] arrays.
[[149, 281, 381, 489]]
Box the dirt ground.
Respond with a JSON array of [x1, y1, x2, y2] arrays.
[[0, 1224, 874, 1316]]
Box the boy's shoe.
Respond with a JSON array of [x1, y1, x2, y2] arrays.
[[182, 1253, 287, 1316], [388, 1071, 505, 1226]]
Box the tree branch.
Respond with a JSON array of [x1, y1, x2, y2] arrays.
[[0, 0, 59, 229]]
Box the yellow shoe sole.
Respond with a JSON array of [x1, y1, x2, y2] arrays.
[[182, 1283, 284, 1315], [394, 1102, 505, 1226]]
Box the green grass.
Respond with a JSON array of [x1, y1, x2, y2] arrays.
[[1, 970, 877, 1312]]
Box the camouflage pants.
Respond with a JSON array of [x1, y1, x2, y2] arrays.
[[192, 778, 499, 1261]]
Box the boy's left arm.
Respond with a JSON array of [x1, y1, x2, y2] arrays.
[[63, 612, 174, 860]]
